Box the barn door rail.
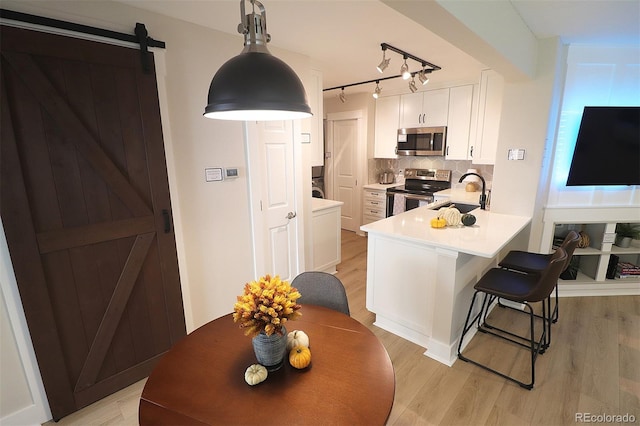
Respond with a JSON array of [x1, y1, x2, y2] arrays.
[[0, 9, 165, 73]]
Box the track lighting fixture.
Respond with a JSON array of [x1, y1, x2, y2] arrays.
[[339, 88, 347, 103], [409, 75, 418, 93], [324, 43, 441, 98], [400, 58, 411, 80], [203, 0, 312, 121], [377, 49, 390, 73], [373, 81, 382, 99]]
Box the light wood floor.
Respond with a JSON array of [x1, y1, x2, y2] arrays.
[[46, 230, 640, 425]]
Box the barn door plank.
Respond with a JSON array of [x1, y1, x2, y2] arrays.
[[0, 65, 77, 415], [0, 51, 152, 217], [74, 232, 156, 392], [36, 216, 156, 254]]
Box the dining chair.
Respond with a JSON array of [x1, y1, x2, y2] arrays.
[[457, 248, 567, 390], [498, 230, 580, 323], [291, 271, 350, 316]]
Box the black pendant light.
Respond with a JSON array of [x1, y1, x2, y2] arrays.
[[204, 0, 312, 121]]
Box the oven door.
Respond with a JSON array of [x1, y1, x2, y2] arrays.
[[386, 192, 434, 217]]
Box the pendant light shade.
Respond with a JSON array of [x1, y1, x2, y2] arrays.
[[203, 0, 312, 121]]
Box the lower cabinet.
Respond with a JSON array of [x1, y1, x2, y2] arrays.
[[311, 199, 343, 273], [362, 187, 387, 225]]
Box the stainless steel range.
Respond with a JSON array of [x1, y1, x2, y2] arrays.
[[386, 168, 451, 217]]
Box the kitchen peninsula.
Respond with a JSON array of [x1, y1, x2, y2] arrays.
[[361, 204, 531, 366]]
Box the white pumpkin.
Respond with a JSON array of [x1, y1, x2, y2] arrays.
[[244, 364, 268, 385], [439, 206, 462, 226], [286, 330, 310, 351]]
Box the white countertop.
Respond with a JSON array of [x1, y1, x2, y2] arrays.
[[363, 182, 404, 191], [360, 206, 530, 258], [311, 197, 343, 212]]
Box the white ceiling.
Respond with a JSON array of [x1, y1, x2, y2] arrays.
[[119, 0, 640, 98]]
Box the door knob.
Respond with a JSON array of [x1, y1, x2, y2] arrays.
[[286, 211, 297, 219]]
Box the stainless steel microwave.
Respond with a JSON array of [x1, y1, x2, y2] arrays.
[[396, 126, 447, 156]]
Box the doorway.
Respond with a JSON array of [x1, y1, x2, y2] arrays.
[[325, 111, 366, 232]]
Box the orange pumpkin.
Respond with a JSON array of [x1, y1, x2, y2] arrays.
[[289, 345, 311, 369]]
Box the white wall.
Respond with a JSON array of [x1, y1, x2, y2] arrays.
[[546, 45, 640, 207], [0, 1, 314, 423]]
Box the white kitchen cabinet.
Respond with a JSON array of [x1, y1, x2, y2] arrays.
[[362, 187, 388, 225], [445, 85, 475, 160], [399, 88, 449, 128], [374, 96, 400, 158], [473, 70, 504, 165], [311, 198, 342, 274]]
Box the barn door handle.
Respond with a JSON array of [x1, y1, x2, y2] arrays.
[[162, 209, 171, 233], [286, 211, 297, 219]]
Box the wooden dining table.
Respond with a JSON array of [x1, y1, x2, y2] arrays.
[[139, 304, 395, 425]]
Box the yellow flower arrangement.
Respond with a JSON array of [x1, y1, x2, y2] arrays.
[[233, 274, 302, 337]]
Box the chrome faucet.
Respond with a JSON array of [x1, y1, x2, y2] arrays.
[[459, 172, 487, 210]]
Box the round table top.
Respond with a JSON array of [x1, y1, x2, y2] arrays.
[[139, 304, 395, 425]]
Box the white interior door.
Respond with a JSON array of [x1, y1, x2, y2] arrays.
[[246, 120, 300, 282], [329, 116, 361, 232]]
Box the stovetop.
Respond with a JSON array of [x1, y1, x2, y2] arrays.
[[387, 168, 452, 195]]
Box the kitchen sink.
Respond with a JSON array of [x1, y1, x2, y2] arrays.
[[434, 202, 480, 214]]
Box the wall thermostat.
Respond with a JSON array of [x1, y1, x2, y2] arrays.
[[225, 167, 239, 179]]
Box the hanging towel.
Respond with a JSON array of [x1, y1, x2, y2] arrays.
[[393, 194, 406, 215], [418, 200, 430, 207]]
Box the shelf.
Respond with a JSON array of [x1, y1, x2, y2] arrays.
[[545, 218, 640, 296], [611, 245, 640, 255], [573, 247, 602, 256]]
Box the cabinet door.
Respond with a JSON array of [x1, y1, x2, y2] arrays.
[[399, 92, 423, 128], [446, 85, 473, 160], [374, 96, 400, 158], [473, 70, 504, 165], [422, 88, 449, 127]]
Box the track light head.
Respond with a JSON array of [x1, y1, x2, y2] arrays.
[[377, 49, 390, 73], [377, 57, 390, 73], [400, 58, 410, 80], [339, 88, 347, 103], [409, 76, 418, 93], [418, 69, 430, 86], [373, 82, 381, 99]]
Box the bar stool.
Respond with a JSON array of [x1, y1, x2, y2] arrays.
[[498, 230, 580, 323], [457, 248, 567, 390]]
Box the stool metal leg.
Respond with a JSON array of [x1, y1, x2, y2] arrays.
[[458, 292, 549, 390]]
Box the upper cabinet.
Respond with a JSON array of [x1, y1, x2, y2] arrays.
[[445, 85, 475, 160], [399, 88, 449, 128], [374, 96, 400, 158], [307, 69, 324, 166], [473, 69, 504, 165]]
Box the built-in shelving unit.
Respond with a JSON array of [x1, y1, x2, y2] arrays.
[[541, 207, 640, 296]]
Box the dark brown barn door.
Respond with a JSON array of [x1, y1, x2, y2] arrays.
[[0, 25, 186, 420]]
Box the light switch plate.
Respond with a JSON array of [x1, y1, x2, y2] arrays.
[[603, 232, 616, 244], [508, 148, 525, 160]]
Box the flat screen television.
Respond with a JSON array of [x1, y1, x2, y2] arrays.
[[566, 106, 640, 186]]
